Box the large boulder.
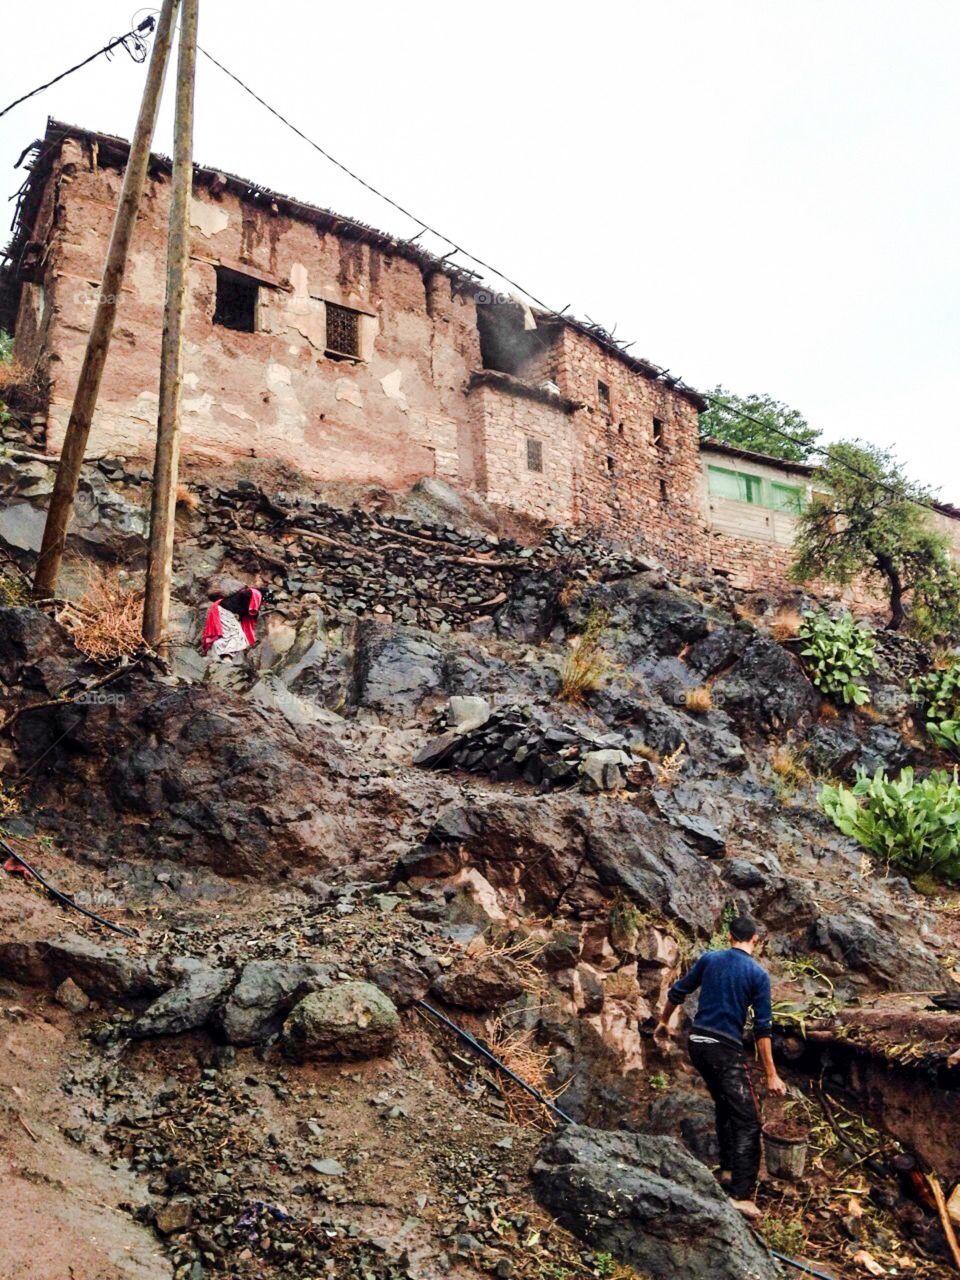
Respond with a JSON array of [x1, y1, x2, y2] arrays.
[[130, 960, 235, 1038], [533, 1125, 779, 1280], [0, 606, 76, 694], [807, 911, 942, 991], [646, 1088, 720, 1167], [0, 934, 163, 1006], [430, 954, 524, 1010], [282, 981, 400, 1061], [213, 959, 336, 1045], [426, 793, 724, 935]]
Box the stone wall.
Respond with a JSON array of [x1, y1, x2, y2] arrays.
[[12, 128, 960, 602], [27, 137, 482, 490]]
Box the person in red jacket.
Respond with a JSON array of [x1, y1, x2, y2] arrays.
[[201, 584, 263, 661], [654, 915, 786, 1220]]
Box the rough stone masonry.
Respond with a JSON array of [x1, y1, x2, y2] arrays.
[[4, 118, 960, 596]]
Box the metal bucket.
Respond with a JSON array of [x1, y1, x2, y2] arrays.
[[763, 1127, 807, 1181]]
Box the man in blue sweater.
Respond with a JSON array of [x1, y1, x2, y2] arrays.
[[654, 914, 786, 1220]]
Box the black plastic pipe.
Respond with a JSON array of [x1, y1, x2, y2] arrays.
[[0, 833, 138, 938]]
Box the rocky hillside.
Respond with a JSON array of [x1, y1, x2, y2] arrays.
[[1, 443, 959, 1280]]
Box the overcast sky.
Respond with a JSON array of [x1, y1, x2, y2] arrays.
[[2, 2, 957, 494]]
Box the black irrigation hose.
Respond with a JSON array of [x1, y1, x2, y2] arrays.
[[0, 833, 138, 939], [768, 1253, 836, 1280], [417, 998, 575, 1125], [418, 999, 837, 1279]]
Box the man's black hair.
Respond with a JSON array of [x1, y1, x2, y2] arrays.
[[729, 915, 759, 942]]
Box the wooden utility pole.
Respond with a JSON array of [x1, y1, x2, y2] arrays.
[[142, 0, 199, 650], [32, 0, 180, 600]]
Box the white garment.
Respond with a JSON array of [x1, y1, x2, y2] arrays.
[[208, 605, 249, 660]]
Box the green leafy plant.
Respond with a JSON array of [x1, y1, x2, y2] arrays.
[[910, 659, 960, 756], [819, 767, 960, 884], [798, 610, 876, 705], [648, 1073, 669, 1091], [0, 331, 13, 363]]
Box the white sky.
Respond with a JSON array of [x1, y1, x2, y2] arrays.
[[2, 1, 957, 495]]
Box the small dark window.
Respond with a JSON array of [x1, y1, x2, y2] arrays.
[[214, 267, 258, 332], [617, 422, 625, 436], [652, 416, 665, 447], [660, 478, 669, 503], [598, 380, 610, 412], [326, 303, 361, 358], [526, 438, 543, 472], [606, 455, 615, 474]]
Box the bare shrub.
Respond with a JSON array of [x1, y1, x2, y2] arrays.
[[59, 566, 145, 662], [485, 1016, 569, 1128], [0, 356, 28, 393], [655, 742, 686, 788], [770, 745, 813, 799]]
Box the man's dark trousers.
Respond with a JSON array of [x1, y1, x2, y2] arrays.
[[688, 1033, 761, 1200]]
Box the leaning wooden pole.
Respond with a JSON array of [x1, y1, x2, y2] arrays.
[[32, 0, 180, 600], [142, 0, 199, 650]]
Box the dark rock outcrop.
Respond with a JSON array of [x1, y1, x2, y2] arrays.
[[352, 623, 444, 719], [533, 1125, 779, 1280], [0, 934, 163, 1006], [131, 960, 235, 1038], [714, 637, 819, 736], [807, 912, 942, 991]]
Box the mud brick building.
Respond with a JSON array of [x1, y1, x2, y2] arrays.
[[3, 119, 959, 591]]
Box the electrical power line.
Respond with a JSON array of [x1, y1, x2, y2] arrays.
[[0, 18, 156, 122]]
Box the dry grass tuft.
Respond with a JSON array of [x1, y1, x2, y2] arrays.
[[0, 356, 28, 393], [59, 566, 145, 662], [175, 483, 199, 511], [770, 745, 813, 799], [818, 700, 840, 721], [0, 781, 20, 819], [560, 606, 611, 702], [769, 608, 802, 643], [682, 684, 713, 713]]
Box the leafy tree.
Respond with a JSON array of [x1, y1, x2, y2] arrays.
[[699, 386, 820, 462], [791, 440, 960, 637]]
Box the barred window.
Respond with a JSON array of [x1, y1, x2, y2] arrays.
[[325, 303, 361, 358], [526, 438, 543, 472]]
